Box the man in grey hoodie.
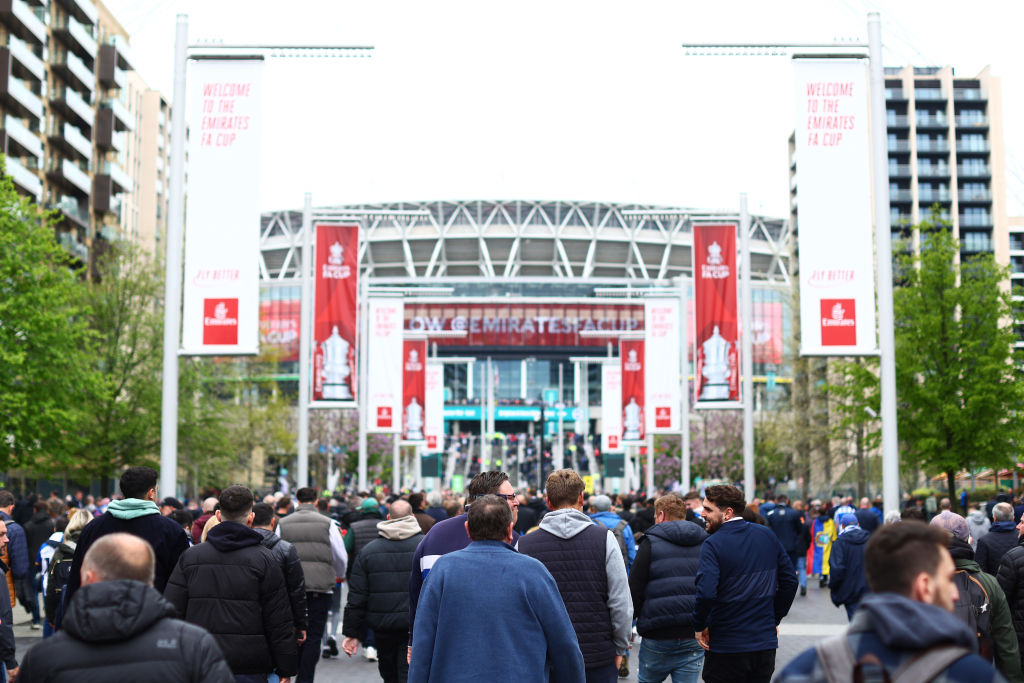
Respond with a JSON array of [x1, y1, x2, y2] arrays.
[[518, 469, 632, 683], [968, 504, 992, 551]]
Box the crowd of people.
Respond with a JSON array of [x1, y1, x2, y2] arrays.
[[0, 473, 1022, 681]]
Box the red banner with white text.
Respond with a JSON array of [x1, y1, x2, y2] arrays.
[[402, 340, 427, 441], [312, 224, 359, 404], [620, 339, 645, 443], [693, 223, 740, 406]]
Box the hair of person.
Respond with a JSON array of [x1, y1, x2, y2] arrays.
[[426, 490, 443, 507], [901, 507, 926, 521], [251, 502, 275, 528], [82, 533, 155, 585], [442, 500, 460, 518], [201, 497, 218, 513], [682, 490, 701, 502], [66, 507, 94, 536], [655, 494, 687, 521], [864, 522, 948, 596], [704, 485, 746, 516], [589, 494, 612, 512], [776, 494, 789, 505], [741, 506, 767, 525], [389, 499, 413, 518], [467, 471, 509, 499], [169, 509, 193, 531], [0, 490, 13, 508], [929, 510, 969, 542], [34, 500, 49, 513], [884, 510, 902, 525], [295, 487, 318, 504], [276, 498, 294, 513], [217, 485, 255, 523], [55, 516, 69, 533], [993, 502, 1013, 522], [408, 492, 425, 511], [200, 516, 220, 542], [938, 498, 951, 510], [466, 495, 513, 542], [316, 498, 329, 512], [119, 467, 158, 499], [545, 469, 584, 509], [47, 499, 66, 517]]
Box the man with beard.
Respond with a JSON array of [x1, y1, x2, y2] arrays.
[[692, 485, 797, 683]]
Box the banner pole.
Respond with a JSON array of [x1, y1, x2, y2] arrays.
[[357, 279, 369, 492], [159, 14, 188, 499], [676, 277, 691, 492], [297, 193, 313, 489], [741, 193, 755, 502]]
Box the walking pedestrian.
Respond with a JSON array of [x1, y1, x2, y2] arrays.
[[828, 513, 870, 620]]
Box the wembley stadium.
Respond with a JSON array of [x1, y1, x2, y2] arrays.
[[257, 199, 794, 489]]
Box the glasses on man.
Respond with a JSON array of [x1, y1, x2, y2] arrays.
[[464, 492, 520, 511]]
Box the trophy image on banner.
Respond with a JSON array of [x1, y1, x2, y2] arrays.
[[320, 325, 352, 399], [620, 340, 645, 441], [402, 339, 427, 441], [404, 397, 424, 441], [698, 325, 734, 400]]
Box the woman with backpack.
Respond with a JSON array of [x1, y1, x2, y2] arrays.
[[44, 508, 93, 629]]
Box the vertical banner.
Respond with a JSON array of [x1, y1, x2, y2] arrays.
[[402, 340, 427, 441], [693, 223, 741, 407], [794, 59, 877, 355], [644, 298, 681, 433], [620, 339, 645, 443], [311, 224, 359, 405], [600, 364, 623, 454], [424, 363, 445, 453], [181, 58, 264, 354], [367, 298, 404, 433]]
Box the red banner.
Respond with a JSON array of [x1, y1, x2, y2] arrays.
[[620, 339, 645, 442], [693, 224, 740, 404], [402, 340, 427, 441], [259, 297, 300, 362], [312, 224, 359, 402]]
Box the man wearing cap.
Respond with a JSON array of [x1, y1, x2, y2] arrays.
[[828, 513, 870, 620]]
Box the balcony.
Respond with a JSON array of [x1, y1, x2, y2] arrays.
[[915, 88, 945, 101], [957, 164, 990, 178], [915, 114, 948, 128], [889, 189, 913, 202], [1010, 235, 1024, 252], [888, 164, 911, 177], [887, 139, 911, 152], [0, 0, 47, 45], [918, 189, 951, 203], [886, 114, 909, 128], [57, 229, 89, 263], [890, 213, 913, 226], [4, 155, 40, 199], [2, 113, 41, 158], [960, 213, 993, 228], [96, 43, 128, 88], [46, 119, 91, 162], [50, 86, 93, 131], [55, 0, 97, 26], [954, 88, 985, 101], [104, 160, 132, 193], [52, 50, 95, 95], [885, 88, 906, 100], [958, 188, 991, 202], [920, 210, 951, 224], [46, 156, 90, 197], [52, 195, 90, 229], [956, 140, 989, 154], [961, 231, 993, 255], [101, 96, 133, 132], [6, 35, 44, 82], [916, 140, 949, 153], [104, 35, 133, 70], [956, 114, 988, 129], [917, 165, 950, 179], [0, 72, 43, 120], [53, 15, 97, 64]]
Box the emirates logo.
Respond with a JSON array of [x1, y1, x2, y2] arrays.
[[707, 241, 723, 265], [701, 241, 730, 279], [329, 242, 344, 265], [831, 303, 846, 321]]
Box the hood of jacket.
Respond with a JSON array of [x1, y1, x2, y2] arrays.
[[253, 527, 281, 549], [205, 520, 262, 552], [64, 580, 175, 643], [28, 511, 51, 525], [590, 510, 623, 527], [644, 519, 708, 547], [990, 520, 1016, 533], [838, 526, 871, 545], [538, 508, 596, 539], [107, 498, 160, 520], [967, 509, 989, 525], [947, 535, 976, 562], [377, 514, 422, 541], [856, 593, 976, 651]]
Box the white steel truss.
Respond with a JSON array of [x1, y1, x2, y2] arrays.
[[259, 199, 791, 284]]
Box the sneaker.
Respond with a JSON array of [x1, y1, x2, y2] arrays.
[[30, 623, 41, 631], [364, 646, 378, 662], [618, 655, 629, 678], [322, 647, 332, 659], [327, 636, 339, 657], [800, 585, 807, 596]]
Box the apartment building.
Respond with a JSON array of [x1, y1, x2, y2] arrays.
[[120, 68, 170, 255]]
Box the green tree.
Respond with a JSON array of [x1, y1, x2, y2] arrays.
[[827, 357, 881, 498], [894, 219, 1024, 504], [0, 165, 96, 471]]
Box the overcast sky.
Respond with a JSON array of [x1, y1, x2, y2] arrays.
[[107, 0, 1024, 218]]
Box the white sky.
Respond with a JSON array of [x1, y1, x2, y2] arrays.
[[107, 0, 1024, 218]]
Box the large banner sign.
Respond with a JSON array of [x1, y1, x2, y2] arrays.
[[367, 298, 404, 433], [181, 58, 264, 354], [693, 223, 740, 406], [644, 298, 681, 433], [424, 363, 444, 452], [402, 340, 427, 442], [794, 59, 877, 355], [600, 364, 623, 454], [311, 224, 359, 405], [620, 339, 645, 443]]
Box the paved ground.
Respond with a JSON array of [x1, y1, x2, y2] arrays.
[[14, 577, 847, 681]]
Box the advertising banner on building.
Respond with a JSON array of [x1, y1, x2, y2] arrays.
[[793, 59, 877, 355], [402, 340, 427, 442], [644, 298, 681, 433], [311, 224, 360, 406], [366, 298, 404, 433], [693, 223, 741, 406], [620, 339, 645, 443], [424, 363, 445, 452], [600, 364, 623, 454], [181, 58, 264, 355]]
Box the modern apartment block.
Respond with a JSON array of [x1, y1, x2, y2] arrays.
[[120, 68, 170, 255], [1010, 216, 1024, 353], [0, 0, 165, 266]]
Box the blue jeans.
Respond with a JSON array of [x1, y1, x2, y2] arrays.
[[845, 602, 859, 621], [638, 637, 704, 683], [795, 555, 807, 588]]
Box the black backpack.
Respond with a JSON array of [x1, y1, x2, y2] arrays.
[[44, 540, 76, 622], [951, 569, 994, 661]]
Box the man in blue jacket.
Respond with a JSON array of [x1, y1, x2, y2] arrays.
[[766, 494, 807, 597], [409, 495, 584, 683], [828, 513, 870, 620], [692, 485, 797, 683], [0, 491, 29, 619]]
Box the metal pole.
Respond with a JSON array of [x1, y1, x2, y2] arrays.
[[868, 13, 899, 515], [741, 193, 755, 502], [646, 433, 655, 498], [677, 277, 692, 491], [556, 363, 564, 470], [480, 359, 488, 469], [357, 278, 369, 491], [393, 434, 401, 493], [159, 15, 188, 499], [296, 193, 313, 489]]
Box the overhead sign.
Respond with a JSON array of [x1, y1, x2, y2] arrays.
[[645, 298, 681, 433], [366, 298, 403, 433], [600, 364, 623, 454], [793, 59, 877, 356], [620, 339, 645, 442], [311, 224, 359, 405], [181, 58, 264, 355], [693, 223, 741, 407]]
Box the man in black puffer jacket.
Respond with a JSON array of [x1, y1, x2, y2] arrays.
[[20, 532, 233, 682], [629, 493, 708, 683], [165, 486, 297, 682], [997, 513, 1024, 672], [253, 502, 308, 644]]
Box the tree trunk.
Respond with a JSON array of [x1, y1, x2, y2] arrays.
[[946, 470, 958, 512], [856, 421, 867, 499]]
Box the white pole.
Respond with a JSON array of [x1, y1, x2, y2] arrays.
[[741, 193, 755, 502], [159, 15, 188, 499], [646, 432, 655, 498], [393, 435, 401, 493], [296, 193, 313, 489], [556, 363, 564, 471], [868, 13, 900, 514], [480, 359, 488, 468], [357, 279, 369, 491], [677, 277, 691, 491]]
